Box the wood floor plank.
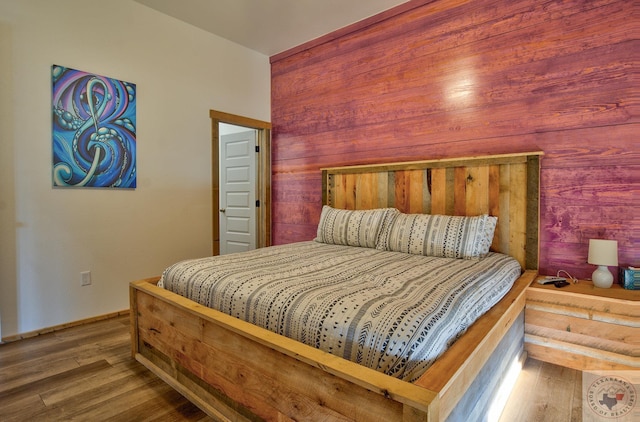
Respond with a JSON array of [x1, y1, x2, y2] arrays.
[[0, 392, 47, 422], [1, 322, 130, 382], [534, 367, 576, 421], [498, 358, 541, 421], [75, 335, 132, 366], [53, 318, 130, 344], [39, 360, 156, 406], [499, 358, 584, 422], [0, 316, 128, 365], [570, 369, 583, 422], [105, 388, 213, 422], [144, 399, 215, 422], [60, 377, 180, 420], [0, 359, 111, 402], [0, 335, 79, 366], [0, 355, 82, 392]]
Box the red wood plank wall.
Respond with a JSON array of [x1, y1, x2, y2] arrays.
[[270, 0, 638, 280]]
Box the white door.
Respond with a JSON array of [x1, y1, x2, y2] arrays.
[[220, 128, 257, 254]]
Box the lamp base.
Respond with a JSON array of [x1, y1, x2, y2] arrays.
[[592, 265, 613, 288]]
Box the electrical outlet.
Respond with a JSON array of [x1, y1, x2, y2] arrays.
[[81, 271, 91, 286]]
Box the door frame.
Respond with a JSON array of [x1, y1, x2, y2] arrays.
[[210, 110, 271, 256]]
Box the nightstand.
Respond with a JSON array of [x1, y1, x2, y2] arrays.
[[525, 277, 639, 371]]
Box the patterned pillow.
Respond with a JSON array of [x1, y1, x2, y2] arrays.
[[315, 206, 399, 249], [384, 213, 497, 259]]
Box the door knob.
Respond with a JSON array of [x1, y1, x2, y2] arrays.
[[219, 208, 226, 213]]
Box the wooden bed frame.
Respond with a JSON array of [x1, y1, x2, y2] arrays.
[[130, 152, 542, 421]]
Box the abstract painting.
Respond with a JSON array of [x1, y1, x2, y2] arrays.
[[52, 65, 136, 188]]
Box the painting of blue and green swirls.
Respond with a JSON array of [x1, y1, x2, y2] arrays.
[[52, 65, 136, 188]]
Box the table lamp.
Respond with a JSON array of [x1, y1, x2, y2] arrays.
[[587, 239, 618, 288]]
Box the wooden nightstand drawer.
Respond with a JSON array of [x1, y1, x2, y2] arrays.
[[524, 278, 639, 371]]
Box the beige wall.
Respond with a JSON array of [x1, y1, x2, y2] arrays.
[[0, 0, 271, 337]]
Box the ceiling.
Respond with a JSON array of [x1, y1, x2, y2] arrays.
[[134, 0, 408, 56]]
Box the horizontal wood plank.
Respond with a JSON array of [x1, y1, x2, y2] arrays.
[[269, 0, 636, 286], [527, 284, 640, 316], [525, 309, 638, 356], [525, 335, 638, 371], [524, 279, 640, 371]]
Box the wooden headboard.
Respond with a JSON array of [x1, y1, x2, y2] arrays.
[[321, 152, 543, 270]]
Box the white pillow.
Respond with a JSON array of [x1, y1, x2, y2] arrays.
[[384, 213, 497, 259], [315, 206, 399, 249]]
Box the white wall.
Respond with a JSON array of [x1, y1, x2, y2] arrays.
[[0, 0, 271, 338]]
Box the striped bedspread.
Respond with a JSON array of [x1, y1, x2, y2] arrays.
[[159, 241, 521, 382]]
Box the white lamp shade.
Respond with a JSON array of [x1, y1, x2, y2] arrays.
[[587, 239, 618, 266]]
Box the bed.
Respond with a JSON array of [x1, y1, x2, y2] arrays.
[[130, 151, 542, 421]]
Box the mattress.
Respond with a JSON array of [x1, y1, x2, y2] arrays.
[[159, 241, 521, 382]]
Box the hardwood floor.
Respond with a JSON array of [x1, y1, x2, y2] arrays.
[[499, 357, 582, 422], [0, 314, 581, 421], [0, 315, 212, 421]]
